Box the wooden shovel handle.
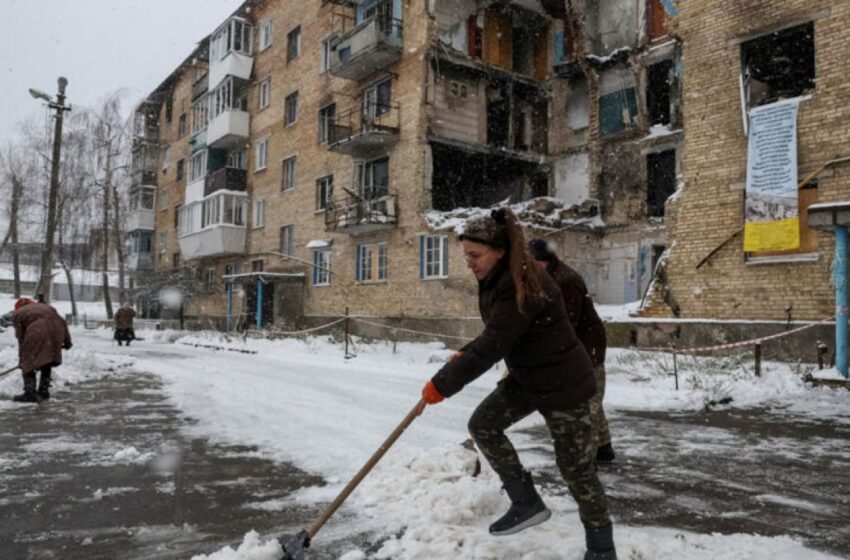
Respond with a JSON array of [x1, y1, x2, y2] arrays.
[[307, 398, 426, 539]]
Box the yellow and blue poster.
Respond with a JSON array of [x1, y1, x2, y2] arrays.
[[744, 98, 802, 253]]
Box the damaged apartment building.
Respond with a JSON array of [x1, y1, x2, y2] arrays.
[[125, 0, 682, 332], [641, 1, 850, 322]]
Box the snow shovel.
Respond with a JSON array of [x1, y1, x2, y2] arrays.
[[0, 365, 20, 380], [277, 398, 426, 560]]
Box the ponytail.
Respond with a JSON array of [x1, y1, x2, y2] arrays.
[[491, 208, 545, 314]]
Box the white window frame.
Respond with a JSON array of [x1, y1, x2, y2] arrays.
[[189, 150, 208, 182], [357, 244, 373, 283], [282, 156, 297, 191], [318, 103, 336, 144], [255, 137, 269, 171], [253, 198, 265, 228], [161, 145, 170, 170], [227, 150, 246, 170], [316, 175, 333, 211], [280, 224, 294, 256], [313, 250, 331, 286], [320, 35, 333, 73], [259, 19, 273, 51], [259, 77, 271, 110], [420, 235, 449, 279], [160, 188, 169, 212], [158, 232, 167, 254], [377, 242, 388, 281]]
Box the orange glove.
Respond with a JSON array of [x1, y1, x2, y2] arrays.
[[422, 380, 445, 405]]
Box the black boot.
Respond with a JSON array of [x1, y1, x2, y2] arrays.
[[37, 368, 52, 400], [13, 372, 38, 403], [596, 443, 616, 463], [584, 523, 617, 560], [489, 470, 551, 536]]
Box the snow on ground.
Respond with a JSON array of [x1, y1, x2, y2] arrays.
[[1, 313, 847, 559]]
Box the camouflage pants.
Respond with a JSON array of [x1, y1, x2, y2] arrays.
[[590, 364, 611, 447], [468, 378, 611, 528]]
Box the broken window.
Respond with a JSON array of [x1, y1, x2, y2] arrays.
[[356, 156, 389, 200], [646, 149, 676, 217], [647, 60, 672, 126], [741, 22, 815, 110], [435, 0, 477, 54], [430, 143, 548, 211], [598, 69, 638, 136], [567, 78, 590, 133]]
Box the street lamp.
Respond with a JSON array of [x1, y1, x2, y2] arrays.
[[29, 76, 71, 304]]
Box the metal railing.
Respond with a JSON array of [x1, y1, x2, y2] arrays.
[[329, 102, 400, 146], [325, 191, 398, 231], [205, 167, 247, 196]]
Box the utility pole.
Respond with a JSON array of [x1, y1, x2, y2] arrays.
[[30, 77, 71, 304]]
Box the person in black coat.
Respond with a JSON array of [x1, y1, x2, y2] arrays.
[[420, 208, 616, 560], [529, 238, 615, 463]]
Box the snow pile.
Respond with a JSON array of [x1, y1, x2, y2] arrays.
[[190, 530, 282, 560], [112, 446, 154, 464], [424, 197, 603, 235], [198, 444, 841, 560], [605, 348, 849, 422]]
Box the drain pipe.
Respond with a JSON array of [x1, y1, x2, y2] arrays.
[[835, 225, 848, 377]]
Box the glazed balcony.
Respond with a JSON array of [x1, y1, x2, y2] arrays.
[[126, 209, 155, 232], [127, 251, 153, 271], [329, 15, 403, 81], [328, 102, 400, 157], [325, 192, 398, 234], [178, 226, 247, 260]]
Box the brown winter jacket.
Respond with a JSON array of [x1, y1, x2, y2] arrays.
[[13, 303, 72, 374], [547, 258, 607, 367], [114, 307, 136, 330], [431, 259, 596, 410]]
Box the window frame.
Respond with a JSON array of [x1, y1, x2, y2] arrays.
[[318, 103, 336, 144], [280, 224, 294, 256], [281, 156, 297, 191], [287, 25, 302, 62], [259, 77, 271, 110], [259, 18, 273, 51], [160, 188, 169, 212], [316, 175, 333, 212], [419, 234, 449, 279], [253, 197, 265, 228], [356, 241, 389, 283], [255, 137, 269, 171], [312, 249, 332, 286], [285, 91, 299, 126]]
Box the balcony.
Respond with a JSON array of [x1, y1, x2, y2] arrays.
[[126, 209, 155, 232], [189, 128, 207, 153], [209, 18, 254, 88], [329, 15, 403, 81], [178, 225, 246, 260], [207, 110, 249, 150], [132, 167, 157, 188], [127, 251, 153, 271], [329, 102, 400, 157], [205, 167, 247, 196], [325, 192, 398, 235]]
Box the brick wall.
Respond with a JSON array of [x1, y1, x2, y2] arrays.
[[653, 1, 849, 320]]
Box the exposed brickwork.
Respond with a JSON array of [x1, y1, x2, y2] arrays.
[[651, 1, 850, 321]]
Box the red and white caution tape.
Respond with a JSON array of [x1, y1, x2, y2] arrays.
[[643, 318, 833, 355]]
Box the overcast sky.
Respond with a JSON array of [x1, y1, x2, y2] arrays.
[[0, 0, 243, 143]]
